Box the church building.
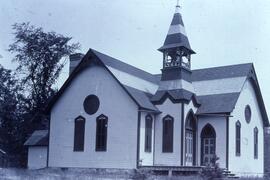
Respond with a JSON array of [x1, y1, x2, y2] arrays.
[[25, 3, 269, 177]]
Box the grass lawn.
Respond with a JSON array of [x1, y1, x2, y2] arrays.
[[0, 168, 267, 180]]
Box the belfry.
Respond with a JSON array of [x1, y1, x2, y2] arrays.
[[152, 1, 197, 104]]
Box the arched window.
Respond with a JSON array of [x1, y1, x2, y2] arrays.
[[185, 111, 196, 166], [235, 121, 241, 156], [145, 114, 153, 152], [201, 124, 216, 166], [96, 114, 108, 151], [74, 116, 86, 152], [162, 115, 174, 153], [254, 127, 258, 159]]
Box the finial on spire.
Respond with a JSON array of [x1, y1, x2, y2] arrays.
[[175, 0, 181, 14], [176, 0, 180, 7]]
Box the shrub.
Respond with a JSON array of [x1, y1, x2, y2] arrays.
[[200, 155, 224, 180]]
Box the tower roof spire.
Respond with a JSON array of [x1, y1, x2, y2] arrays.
[[159, 1, 195, 54]]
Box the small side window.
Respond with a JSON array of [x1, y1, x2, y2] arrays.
[[145, 114, 153, 152], [235, 121, 241, 156], [254, 127, 258, 159]]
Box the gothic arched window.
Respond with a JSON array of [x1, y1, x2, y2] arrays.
[[235, 121, 241, 156], [145, 114, 153, 152], [96, 114, 108, 151], [254, 127, 258, 159], [185, 111, 196, 166], [201, 124, 216, 166], [162, 115, 174, 153], [74, 116, 86, 152]]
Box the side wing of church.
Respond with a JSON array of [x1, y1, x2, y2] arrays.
[[25, 3, 269, 177]]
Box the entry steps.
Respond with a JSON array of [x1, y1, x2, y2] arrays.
[[222, 169, 239, 179]]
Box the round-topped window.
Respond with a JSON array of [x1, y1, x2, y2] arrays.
[[245, 105, 252, 123], [83, 95, 100, 115]]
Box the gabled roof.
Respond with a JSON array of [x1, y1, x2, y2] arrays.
[[92, 49, 159, 84], [196, 93, 240, 114], [46, 48, 268, 126], [46, 49, 160, 113], [154, 63, 268, 125], [24, 130, 48, 146]]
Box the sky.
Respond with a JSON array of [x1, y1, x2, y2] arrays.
[[0, 0, 270, 113]]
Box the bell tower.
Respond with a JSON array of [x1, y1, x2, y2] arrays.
[[151, 1, 200, 168], [152, 1, 198, 103], [159, 2, 195, 82]]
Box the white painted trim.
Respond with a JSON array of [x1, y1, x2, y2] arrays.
[[168, 24, 187, 36], [139, 112, 154, 166], [107, 66, 159, 94], [158, 79, 194, 92]]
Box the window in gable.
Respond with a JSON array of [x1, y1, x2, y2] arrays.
[[74, 116, 86, 152], [96, 114, 108, 151], [145, 114, 153, 152], [245, 105, 252, 123], [83, 95, 100, 115]]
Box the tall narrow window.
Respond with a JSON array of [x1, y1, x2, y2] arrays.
[[74, 116, 85, 152], [254, 127, 258, 159], [235, 121, 241, 156], [96, 114, 108, 151], [162, 115, 174, 153], [145, 114, 153, 152]]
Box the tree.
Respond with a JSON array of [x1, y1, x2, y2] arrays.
[[0, 65, 23, 156], [8, 22, 80, 130]]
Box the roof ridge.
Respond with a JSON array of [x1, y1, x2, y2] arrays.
[[198, 92, 240, 96], [192, 63, 253, 72]]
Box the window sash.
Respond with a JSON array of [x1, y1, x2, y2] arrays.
[[162, 116, 174, 152], [96, 116, 108, 151], [254, 129, 258, 159], [74, 117, 85, 152], [145, 116, 153, 152], [235, 123, 241, 156]]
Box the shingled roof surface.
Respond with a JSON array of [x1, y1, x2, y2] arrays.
[[196, 93, 240, 114], [154, 63, 253, 82], [192, 63, 253, 81], [92, 49, 159, 84], [124, 85, 159, 112], [24, 130, 48, 146]]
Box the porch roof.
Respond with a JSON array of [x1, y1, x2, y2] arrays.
[[196, 93, 240, 114], [24, 130, 48, 146]]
